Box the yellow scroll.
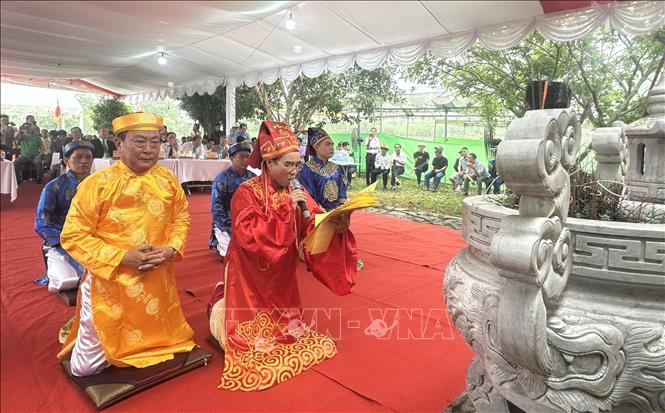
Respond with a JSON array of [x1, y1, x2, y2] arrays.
[[303, 181, 379, 254]]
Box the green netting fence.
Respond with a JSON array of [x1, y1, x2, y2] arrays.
[[328, 133, 489, 179]]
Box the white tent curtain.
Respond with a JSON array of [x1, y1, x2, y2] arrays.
[[124, 0, 664, 105]]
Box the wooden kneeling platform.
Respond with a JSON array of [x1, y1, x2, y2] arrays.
[[61, 347, 213, 410]]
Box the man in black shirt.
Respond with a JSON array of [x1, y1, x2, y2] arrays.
[[412, 143, 430, 188], [424, 147, 448, 192], [210, 122, 223, 145]]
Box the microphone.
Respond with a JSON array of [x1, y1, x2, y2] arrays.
[[290, 179, 310, 220]]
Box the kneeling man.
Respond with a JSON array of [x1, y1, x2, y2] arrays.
[[209, 142, 255, 257], [57, 113, 196, 377], [34, 141, 94, 292]]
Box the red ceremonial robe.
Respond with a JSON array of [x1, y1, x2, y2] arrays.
[[212, 174, 358, 391]]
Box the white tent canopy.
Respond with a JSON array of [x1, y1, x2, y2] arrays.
[[2, 1, 663, 128]]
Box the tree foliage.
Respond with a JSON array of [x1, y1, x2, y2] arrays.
[[253, 65, 403, 132], [91, 98, 132, 130], [177, 85, 263, 137], [138, 98, 193, 138], [402, 28, 665, 130]]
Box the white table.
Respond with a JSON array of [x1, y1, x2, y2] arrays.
[[90, 158, 232, 194], [176, 159, 231, 183], [0, 160, 18, 202]]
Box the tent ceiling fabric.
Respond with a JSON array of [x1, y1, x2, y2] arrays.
[[1, 1, 663, 102]]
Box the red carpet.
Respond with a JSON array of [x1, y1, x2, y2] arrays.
[[1, 184, 473, 413]]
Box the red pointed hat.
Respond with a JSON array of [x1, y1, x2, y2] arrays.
[[248, 120, 299, 168]]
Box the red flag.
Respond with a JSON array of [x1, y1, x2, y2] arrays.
[[54, 98, 62, 125]]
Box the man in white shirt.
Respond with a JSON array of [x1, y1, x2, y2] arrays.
[[462, 152, 490, 196], [370, 144, 391, 189], [365, 127, 380, 186], [181, 136, 205, 159], [161, 132, 180, 158], [390, 143, 406, 189], [449, 147, 469, 191], [217, 135, 230, 159]]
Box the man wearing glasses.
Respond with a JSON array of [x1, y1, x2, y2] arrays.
[[208, 120, 359, 392]]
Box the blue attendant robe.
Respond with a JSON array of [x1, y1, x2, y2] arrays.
[[297, 155, 347, 211], [34, 170, 84, 276], [209, 166, 257, 249]]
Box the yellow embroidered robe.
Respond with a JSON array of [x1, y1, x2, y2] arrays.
[[57, 161, 196, 368]]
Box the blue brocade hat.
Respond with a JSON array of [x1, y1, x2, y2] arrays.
[[306, 127, 329, 156], [228, 142, 251, 157]]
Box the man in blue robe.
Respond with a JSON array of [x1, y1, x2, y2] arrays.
[[34, 141, 93, 292], [209, 143, 256, 257], [297, 127, 347, 211]]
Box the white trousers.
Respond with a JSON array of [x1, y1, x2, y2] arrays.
[[45, 247, 80, 293], [209, 264, 229, 350], [69, 273, 109, 377], [214, 227, 231, 257]]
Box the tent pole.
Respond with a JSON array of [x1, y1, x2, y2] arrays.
[[225, 79, 236, 136], [445, 108, 448, 142]]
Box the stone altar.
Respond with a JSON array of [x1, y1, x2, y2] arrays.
[[444, 106, 665, 413]]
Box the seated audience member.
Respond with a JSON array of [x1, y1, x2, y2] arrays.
[[449, 147, 469, 191], [91, 127, 116, 158], [209, 143, 256, 257], [462, 152, 489, 196], [217, 135, 230, 159], [412, 144, 429, 188], [204, 138, 221, 156], [298, 127, 347, 211], [233, 123, 250, 142], [15, 124, 44, 183], [67, 127, 84, 144], [162, 132, 180, 158], [228, 126, 238, 143], [390, 143, 406, 189], [181, 136, 205, 158], [1, 114, 15, 160], [424, 147, 448, 192], [340, 141, 356, 185], [49, 130, 68, 178], [370, 144, 391, 190], [34, 141, 94, 293], [484, 151, 504, 194], [41, 129, 53, 170]]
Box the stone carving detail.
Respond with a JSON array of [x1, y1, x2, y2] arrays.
[[446, 86, 665, 411], [623, 75, 665, 203], [591, 124, 629, 183], [445, 228, 665, 412], [544, 320, 665, 413], [574, 234, 665, 277], [492, 109, 580, 380]]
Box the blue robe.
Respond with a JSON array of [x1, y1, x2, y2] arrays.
[[298, 156, 347, 211], [209, 166, 256, 249], [34, 171, 84, 276]]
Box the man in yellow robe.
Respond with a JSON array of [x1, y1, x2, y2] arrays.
[[57, 113, 196, 376]]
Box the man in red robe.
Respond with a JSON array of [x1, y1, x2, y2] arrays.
[[208, 120, 359, 391]]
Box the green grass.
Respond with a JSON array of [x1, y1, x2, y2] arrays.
[[347, 176, 466, 217]]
